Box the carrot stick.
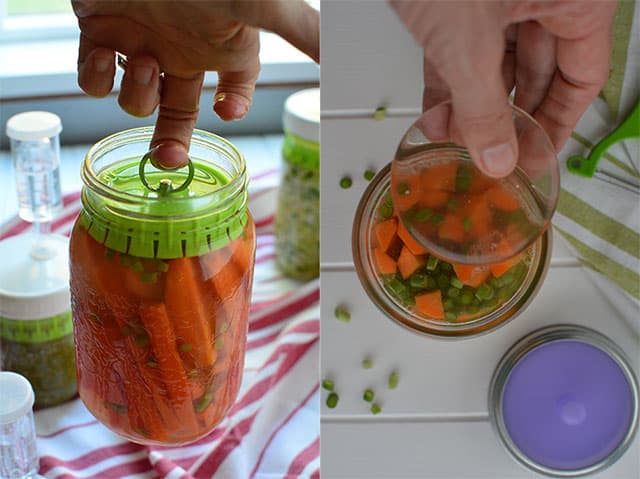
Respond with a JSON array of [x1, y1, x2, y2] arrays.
[[164, 257, 216, 371], [138, 302, 200, 436]]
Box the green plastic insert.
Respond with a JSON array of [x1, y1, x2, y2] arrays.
[[282, 130, 319, 171], [80, 158, 249, 259], [0, 311, 73, 344]]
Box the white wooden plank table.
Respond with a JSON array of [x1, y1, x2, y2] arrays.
[[319, 3, 639, 478]]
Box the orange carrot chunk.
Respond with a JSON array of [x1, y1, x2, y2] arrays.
[[391, 173, 421, 212], [418, 189, 450, 209], [438, 214, 466, 244], [397, 221, 428, 255], [374, 218, 398, 252], [453, 263, 491, 288], [485, 184, 520, 211], [421, 162, 458, 192], [490, 239, 524, 277], [373, 247, 397, 275], [397, 246, 426, 279], [414, 290, 445, 319]]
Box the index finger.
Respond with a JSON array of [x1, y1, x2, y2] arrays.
[[150, 73, 204, 169], [533, 22, 613, 151]]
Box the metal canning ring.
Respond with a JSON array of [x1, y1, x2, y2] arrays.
[[138, 150, 195, 195]]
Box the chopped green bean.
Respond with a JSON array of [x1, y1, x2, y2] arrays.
[[374, 106, 387, 121], [426, 256, 439, 271], [443, 299, 455, 311], [447, 287, 460, 298], [409, 273, 429, 289], [339, 176, 352, 189], [445, 312, 457, 322], [379, 203, 393, 219], [370, 403, 382, 414], [475, 283, 495, 301], [334, 305, 351, 322], [437, 274, 450, 289], [363, 389, 375, 402], [450, 277, 464, 289], [460, 291, 474, 305], [397, 183, 410, 196], [322, 379, 334, 391], [456, 165, 472, 192], [326, 392, 339, 409], [414, 208, 433, 223], [388, 370, 399, 389]]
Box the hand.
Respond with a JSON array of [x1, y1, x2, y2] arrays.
[[390, 0, 616, 177], [72, 0, 319, 168]]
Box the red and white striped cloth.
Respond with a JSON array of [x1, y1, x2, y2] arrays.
[[0, 168, 320, 479]]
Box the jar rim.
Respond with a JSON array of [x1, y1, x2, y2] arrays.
[[352, 163, 552, 339], [81, 127, 247, 210], [78, 127, 250, 259]]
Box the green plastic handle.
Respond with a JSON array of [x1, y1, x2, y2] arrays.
[[567, 100, 640, 178]]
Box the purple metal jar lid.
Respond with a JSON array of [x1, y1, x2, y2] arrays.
[[489, 325, 638, 477]]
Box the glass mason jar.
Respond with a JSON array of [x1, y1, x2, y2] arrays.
[[275, 88, 320, 280], [0, 236, 76, 410], [69, 128, 256, 445], [353, 163, 551, 338]]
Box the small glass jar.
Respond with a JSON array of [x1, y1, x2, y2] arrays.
[[275, 88, 320, 280], [352, 163, 551, 338], [0, 372, 39, 479], [69, 128, 256, 445], [0, 234, 77, 408]]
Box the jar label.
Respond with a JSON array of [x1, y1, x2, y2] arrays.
[[0, 311, 73, 343]]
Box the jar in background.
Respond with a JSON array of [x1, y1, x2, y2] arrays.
[[352, 163, 552, 338], [275, 88, 320, 280], [69, 128, 256, 445], [0, 372, 39, 479], [0, 234, 77, 408]]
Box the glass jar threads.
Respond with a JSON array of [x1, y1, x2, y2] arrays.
[[275, 88, 320, 280], [69, 128, 256, 445]]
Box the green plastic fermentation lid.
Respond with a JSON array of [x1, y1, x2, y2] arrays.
[[80, 128, 249, 260]]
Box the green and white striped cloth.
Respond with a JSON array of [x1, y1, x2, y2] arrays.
[[553, 0, 639, 334]]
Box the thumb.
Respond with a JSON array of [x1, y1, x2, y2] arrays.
[[446, 66, 517, 178], [447, 69, 517, 178]]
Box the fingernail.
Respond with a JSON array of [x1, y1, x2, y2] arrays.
[[214, 92, 250, 120], [481, 143, 516, 177], [94, 57, 110, 73], [134, 65, 154, 85]]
